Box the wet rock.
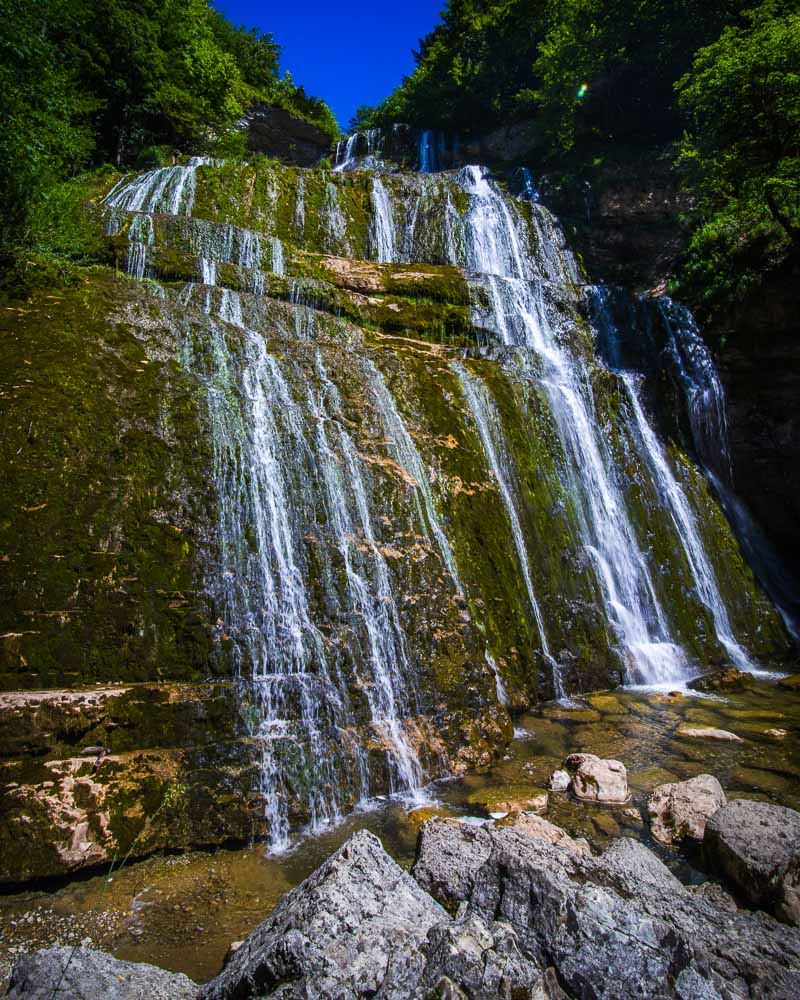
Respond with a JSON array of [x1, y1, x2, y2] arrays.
[[548, 769, 571, 792], [414, 819, 800, 999], [647, 774, 727, 846], [5, 946, 197, 999], [777, 675, 800, 691], [765, 728, 789, 739], [688, 668, 755, 693], [676, 727, 743, 742], [200, 829, 446, 998], [704, 799, 800, 926], [497, 812, 591, 857], [565, 753, 629, 804]]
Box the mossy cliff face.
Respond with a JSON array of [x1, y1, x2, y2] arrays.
[[0, 156, 791, 881]]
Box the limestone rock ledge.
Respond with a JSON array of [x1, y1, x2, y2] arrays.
[[0, 686, 511, 885]]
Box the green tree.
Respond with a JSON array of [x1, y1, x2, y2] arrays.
[[0, 0, 94, 255], [674, 1, 800, 311]]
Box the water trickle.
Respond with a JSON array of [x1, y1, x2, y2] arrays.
[[362, 358, 464, 596], [454, 362, 563, 698], [485, 650, 510, 707]]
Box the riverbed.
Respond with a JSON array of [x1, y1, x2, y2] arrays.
[[2, 674, 798, 987]]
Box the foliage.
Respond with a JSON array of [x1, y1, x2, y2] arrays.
[[0, 0, 96, 254], [0, 0, 337, 269], [673, 1, 800, 312]]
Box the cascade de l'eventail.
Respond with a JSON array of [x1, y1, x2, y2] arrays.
[[96, 129, 792, 849], [2, 130, 791, 870]]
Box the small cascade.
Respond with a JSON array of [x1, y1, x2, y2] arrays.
[[322, 181, 349, 254], [310, 356, 425, 797], [622, 372, 752, 669], [419, 130, 447, 173], [658, 298, 733, 481], [270, 237, 285, 276], [454, 362, 563, 698], [485, 650, 510, 708], [125, 213, 154, 279], [104, 156, 212, 216], [370, 176, 397, 263], [333, 133, 358, 172], [451, 165, 687, 686]]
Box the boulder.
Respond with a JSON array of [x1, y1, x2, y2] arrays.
[[200, 829, 445, 998], [704, 799, 800, 926], [565, 753, 629, 804], [548, 769, 571, 792], [687, 668, 755, 693], [777, 674, 800, 691], [676, 727, 743, 742], [413, 818, 800, 999], [647, 774, 727, 846], [5, 947, 197, 999]]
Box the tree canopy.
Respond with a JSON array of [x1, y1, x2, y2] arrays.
[[0, 0, 338, 258]]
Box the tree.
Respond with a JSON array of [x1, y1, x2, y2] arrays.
[[676, 0, 800, 242]]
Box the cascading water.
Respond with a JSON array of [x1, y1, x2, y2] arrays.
[[453, 362, 564, 698], [97, 141, 788, 851], [449, 165, 687, 686], [370, 176, 396, 263], [621, 372, 752, 669]]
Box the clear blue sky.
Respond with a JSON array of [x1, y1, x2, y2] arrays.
[[214, 2, 445, 128]]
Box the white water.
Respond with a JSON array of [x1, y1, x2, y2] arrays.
[[370, 176, 396, 263], [454, 361, 563, 698], [452, 165, 687, 686], [622, 373, 752, 669]]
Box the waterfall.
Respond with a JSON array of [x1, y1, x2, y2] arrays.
[[453, 362, 563, 698], [370, 176, 397, 263], [659, 298, 733, 482], [622, 373, 752, 668], [94, 146, 787, 850], [451, 165, 687, 686], [333, 133, 358, 172], [104, 156, 212, 216]]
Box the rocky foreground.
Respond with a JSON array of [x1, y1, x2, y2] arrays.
[[5, 793, 800, 1000]]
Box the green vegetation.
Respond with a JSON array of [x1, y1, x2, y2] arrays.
[[355, 0, 799, 316], [673, 1, 800, 312], [0, 0, 338, 279]]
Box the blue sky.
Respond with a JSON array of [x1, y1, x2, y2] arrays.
[[214, 2, 445, 128]]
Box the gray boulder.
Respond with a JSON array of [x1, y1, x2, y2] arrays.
[[648, 774, 726, 845], [5, 947, 197, 999], [413, 818, 800, 999], [564, 752, 629, 803], [200, 828, 444, 998], [704, 798, 800, 925]]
